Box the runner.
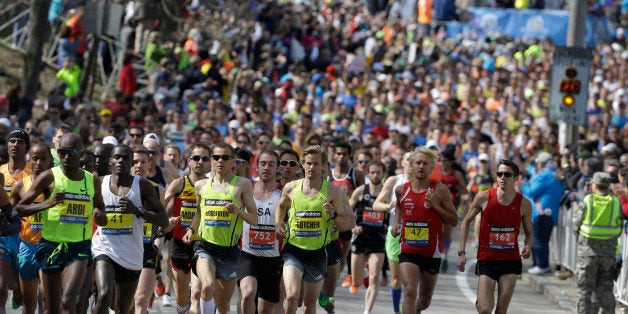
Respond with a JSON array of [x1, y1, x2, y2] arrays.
[[458, 159, 533, 314], [11, 143, 53, 314], [91, 144, 169, 313], [348, 160, 387, 313], [391, 146, 458, 314], [163, 143, 211, 314], [0, 128, 32, 310], [239, 150, 283, 314], [131, 145, 168, 314], [328, 142, 364, 292], [373, 152, 411, 314], [93, 143, 114, 177], [278, 149, 301, 187], [275, 145, 349, 314], [16, 133, 107, 313], [182, 143, 258, 314]]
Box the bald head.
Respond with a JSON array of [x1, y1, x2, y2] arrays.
[[60, 133, 84, 150]]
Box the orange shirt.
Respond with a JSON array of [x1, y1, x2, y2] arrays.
[[18, 175, 44, 244]]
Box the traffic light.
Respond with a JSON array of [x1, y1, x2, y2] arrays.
[[560, 67, 580, 107]]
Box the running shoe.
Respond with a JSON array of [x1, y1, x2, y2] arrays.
[[349, 286, 359, 294], [154, 277, 165, 296], [380, 275, 388, 287], [162, 294, 172, 307], [341, 274, 352, 287]]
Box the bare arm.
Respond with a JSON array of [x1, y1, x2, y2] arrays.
[[275, 181, 295, 240], [373, 176, 396, 212], [233, 177, 258, 226], [348, 185, 364, 210], [456, 170, 468, 195], [92, 176, 107, 226], [457, 191, 488, 272], [16, 170, 62, 217], [136, 179, 169, 228], [164, 177, 184, 217], [183, 179, 207, 244], [354, 169, 366, 188], [520, 197, 533, 259], [10, 180, 24, 207], [431, 183, 459, 227], [326, 184, 349, 231], [391, 185, 403, 237], [341, 193, 355, 231]]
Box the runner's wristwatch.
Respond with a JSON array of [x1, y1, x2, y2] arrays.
[[457, 250, 466, 256]]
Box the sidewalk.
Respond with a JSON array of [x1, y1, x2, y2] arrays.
[[522, 271, 578, 313]]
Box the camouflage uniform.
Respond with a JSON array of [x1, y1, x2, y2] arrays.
[[574, 236, 617, 314]]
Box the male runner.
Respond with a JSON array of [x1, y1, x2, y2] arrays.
[[458, 160, 533, 314], [275, 145, 349, 314], [348, 160, 387, 313], [11, 143, 53, 314], [240, 150, 283, 314], [328, 142, 364, 291], [373, 152, 411, 314], [16, 133, 107, 313], [391, 146, 458, 314], [91, 145, 169, 313], [183, 143, 258, 314], [164, 143, 211, 314], [131, 145, 167, 314], [0, 128, 32, 310]]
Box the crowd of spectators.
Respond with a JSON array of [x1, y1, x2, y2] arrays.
[[0, 0, 627, 278]]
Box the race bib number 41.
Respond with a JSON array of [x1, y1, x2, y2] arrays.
[[489, 226, 516, 250], [103, 206, 133, 235]]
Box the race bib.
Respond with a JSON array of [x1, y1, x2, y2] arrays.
[[404, 221, 429, 247], [293, 211, 322, 237], [30, 211, 43, 231], [179, 199, 197, 228], [4, 186, 11, 198], [248, 224, 276, 250], [203, 199, 231, 227], [489, 226, 516, 250], [143, 223, 153, 243], [59, 193, 90, 224], [102, 206, 133, 235], [362, 210, 384, 227]]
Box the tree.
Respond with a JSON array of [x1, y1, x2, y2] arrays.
[[22, 0, 52, 98]]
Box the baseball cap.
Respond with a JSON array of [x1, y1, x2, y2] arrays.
[[592, 172, 611, 189], [602, 143, 618, 154], [100, 109, 112, 117], [478, 153, 490, 162], [102, 136, 118, 146], [426, 140, 439, 149], [143, 133, 161, 146], [534, 152, 553, 165], [228, 120, 241, 129]]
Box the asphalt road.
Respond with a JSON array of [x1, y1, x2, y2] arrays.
[[6, 228, 572, 313]]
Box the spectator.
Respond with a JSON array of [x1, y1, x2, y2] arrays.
[[56, 58, 81, 98], [522, 152, 565, 275]]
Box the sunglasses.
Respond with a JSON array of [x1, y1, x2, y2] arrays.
[[212, 154, 233, 161], [257, 140, 270, 145], [357, 159, 370, 164], [280, 160, 299, 167], [189, 155, 210, 162], [148, 150, 159, 156], [58, 148, 82, 156], [496, 171, 514, 178], [129, 133, 143, 138]]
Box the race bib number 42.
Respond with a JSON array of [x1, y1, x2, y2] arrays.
[[489, 226, 516, 250]]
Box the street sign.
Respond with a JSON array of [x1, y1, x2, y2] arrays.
[[549, 46, 592, 125]]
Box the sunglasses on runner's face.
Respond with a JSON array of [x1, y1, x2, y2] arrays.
[[189, 155, 211, 162], [58, 148, 82, 156], [496, 171, 514, 178], [212, 154, 233, 161], [280, 160, 299, 167]]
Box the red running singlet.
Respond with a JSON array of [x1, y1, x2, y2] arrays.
[[399, 180, 443, 258], [477, 188, 523, 261]]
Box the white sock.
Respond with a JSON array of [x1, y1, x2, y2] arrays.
[[200, 298, 216, 314], [364, 311, 370, 314]]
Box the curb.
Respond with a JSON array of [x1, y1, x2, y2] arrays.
[[522, 273, 577, 313]]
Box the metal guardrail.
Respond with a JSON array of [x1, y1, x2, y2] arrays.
[[616, 224, 628, 306]]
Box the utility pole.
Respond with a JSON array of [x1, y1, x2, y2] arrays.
[[558, 0, 588, 149]]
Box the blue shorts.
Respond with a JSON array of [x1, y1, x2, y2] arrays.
[[193, 241, 240, 281], [19, 241, 40, 281], [0, 234, 21, 271], [36, 239, 92, 274]]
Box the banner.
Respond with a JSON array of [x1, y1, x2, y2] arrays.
[[452, 8, 614, 48]]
